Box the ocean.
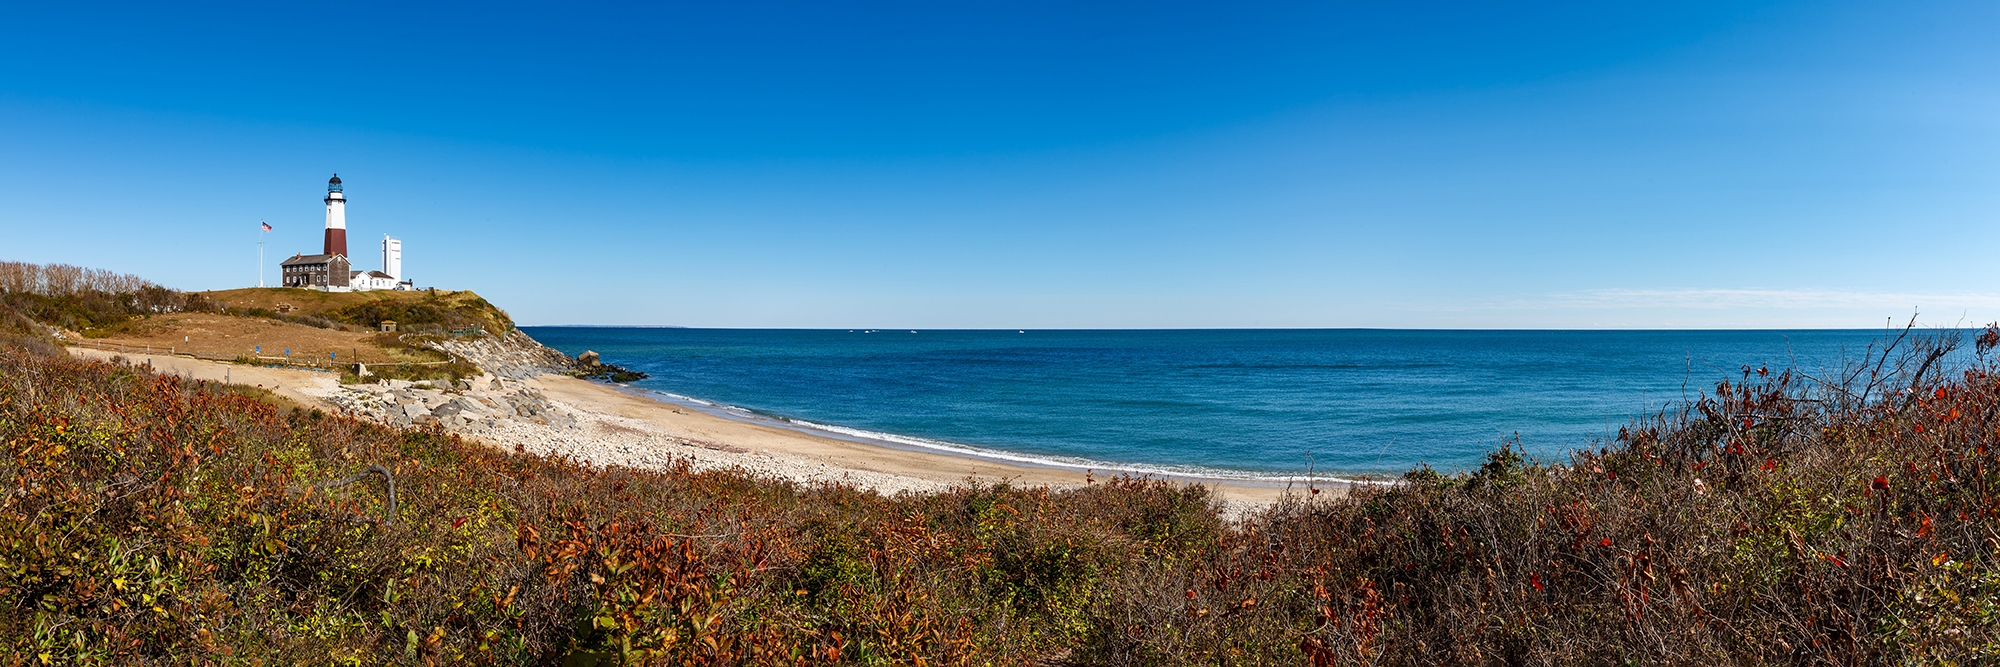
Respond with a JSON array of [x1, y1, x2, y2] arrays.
[[521, 328, 1919, 481]]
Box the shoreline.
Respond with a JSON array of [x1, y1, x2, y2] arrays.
[[622, 384, 1383, 488], [66, 347, 1328, 512], [525, 374, 1324, 510]]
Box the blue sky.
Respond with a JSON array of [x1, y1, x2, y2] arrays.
[[2, 1, 1997, 328]]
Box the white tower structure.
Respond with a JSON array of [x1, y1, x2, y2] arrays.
[[382, 235, 402, 280], [323, 174, 348, 258]]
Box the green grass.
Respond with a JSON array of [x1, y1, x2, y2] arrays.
[[203, 287, 517, 335]]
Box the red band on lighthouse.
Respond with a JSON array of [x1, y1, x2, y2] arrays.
[[323, 228, 348, 258]]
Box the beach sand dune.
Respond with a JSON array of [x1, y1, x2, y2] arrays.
[[68, 347, 1307, 513]]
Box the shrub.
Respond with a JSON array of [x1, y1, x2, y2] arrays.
[[3, 324, 1997, 664]]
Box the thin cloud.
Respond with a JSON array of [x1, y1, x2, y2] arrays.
[[1550, 289, 2000, 310]]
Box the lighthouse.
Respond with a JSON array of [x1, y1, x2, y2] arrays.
[[279, 173, 409, 291], [323, 174, 347, 258]]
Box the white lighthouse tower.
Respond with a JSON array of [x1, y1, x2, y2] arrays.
[[323, 174, 348, 258]]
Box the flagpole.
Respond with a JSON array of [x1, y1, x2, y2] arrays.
[[258, 222, 267, 288]]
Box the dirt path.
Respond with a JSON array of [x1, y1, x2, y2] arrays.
[[75, 313, 440, 366], [68, 346, 342, 406]]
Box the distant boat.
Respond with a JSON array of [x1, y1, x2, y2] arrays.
[[910, 330, 917, 334], [1018, 330, 1025, 334]]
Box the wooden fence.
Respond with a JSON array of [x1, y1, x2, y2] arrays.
[[73, 338, 454, 371]]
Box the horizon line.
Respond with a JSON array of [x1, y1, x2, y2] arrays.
[[517, 325, 1965, 332]]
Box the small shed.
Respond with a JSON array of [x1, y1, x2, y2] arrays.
[[379, 320, 398, 333]]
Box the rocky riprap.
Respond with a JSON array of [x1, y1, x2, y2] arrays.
[[321, 376, 578, 431], [328, 328, 597, 433], [310, 328, 961, 499], [422, 329, 580, 380]]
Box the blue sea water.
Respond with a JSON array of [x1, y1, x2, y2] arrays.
[[522, 328, 1908, 480]]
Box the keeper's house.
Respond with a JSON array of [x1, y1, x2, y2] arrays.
[[280, 253, 350, 289]]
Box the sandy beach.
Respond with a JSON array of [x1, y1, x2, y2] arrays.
[[68, 346, 1305, 512]]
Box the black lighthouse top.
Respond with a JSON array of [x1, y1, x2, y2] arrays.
[[327, 174, 343, 194]]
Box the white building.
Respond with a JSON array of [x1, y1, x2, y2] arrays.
[[349, 270, 399, 291], [383, 235, 403, 281], [347, 236, 412, 291]]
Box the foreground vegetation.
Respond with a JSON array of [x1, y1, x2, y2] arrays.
[[3, 316, 1999, 663]]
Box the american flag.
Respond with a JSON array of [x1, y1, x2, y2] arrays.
[[261, 222, 272, 232]]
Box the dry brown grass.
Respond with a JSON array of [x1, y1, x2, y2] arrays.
[[75, 312, 446, 365]]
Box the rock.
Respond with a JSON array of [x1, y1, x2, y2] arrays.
[[402, 403, 431, 419], [578, 350, 601, 367]]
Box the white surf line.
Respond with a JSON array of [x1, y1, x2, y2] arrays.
[[608, 383, 1391, 487]]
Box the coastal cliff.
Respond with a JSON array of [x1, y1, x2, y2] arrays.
[[421, 327, 582, 379]]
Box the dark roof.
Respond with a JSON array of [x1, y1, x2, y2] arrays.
[[349, 270, 395, 279], [328, 174, 341, 184], [281, 253, 347, 266]]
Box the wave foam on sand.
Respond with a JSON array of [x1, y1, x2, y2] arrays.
[[643, 388, 1385, 486]]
